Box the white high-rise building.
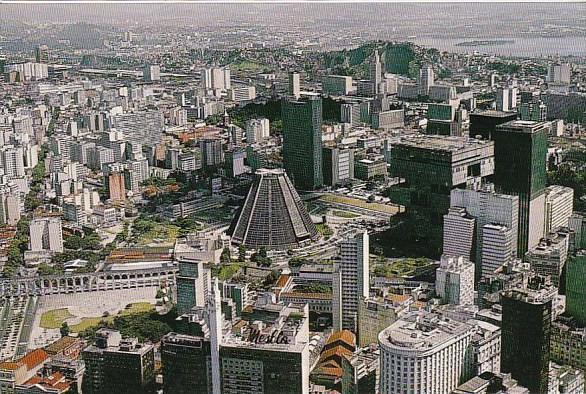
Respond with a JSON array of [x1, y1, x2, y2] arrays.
[[481, 223, 515, 276], [0, 193, 20, 225], [496, 88, 512, 112], [333, 231, 369, 333], [227, 86, 256, 102], [202, 67, 231, 91], [341, 103, 361, 128], [288, 72, 300, 99], [370, 49, 382, 95], [143, 64, 160, 82], [1, 146, 25, 177], [29, 217, 63, 253], [436, 255, 475, 306], [443, 207, 475, 260], [544, 185, 574, 234], [418, 64, 434, 96], [450, 188, 519, 273], [379, 312, 475, 394], [548, 63, 571, 85], [245, 118, 270, 143]]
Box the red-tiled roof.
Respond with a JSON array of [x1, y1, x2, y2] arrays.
[[0, 362, 22, 371], [326, 330, 356, 348], [275, 274, 290, 288], [19, 349, 49, 370]]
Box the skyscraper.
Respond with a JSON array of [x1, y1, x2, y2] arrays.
[[548, 63, 571, 85], [493, 120, 549, 255], [481, 223, 515, 276], [435, 255, 475, 305], [417, 64, 434, 96], [450, 187, 519, 278], [35, 45, 49, 63], [389, 135, 494, 223], [333, 231, 369, 333], [501, 283, 555, 393], [469, 110, 518, 141], [322, 146, 354, 187], [202, 67, 231, 91], [176, 257, 210, 315], [566, 252, 586, 326], [30, 217, 64, 253], [161, 333, 211, 394], [544, 185, 574, 234], [107, 172, 126, 202], [143, 64, 160, 82], [282, 97, 323, 189], [82, 329, 155, 394], [369, 49, 382, 95], [288, 72, 300, 99], [443, 207, 475, 260]]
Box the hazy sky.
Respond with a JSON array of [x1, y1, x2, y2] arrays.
[[1, 2, 585, 28]]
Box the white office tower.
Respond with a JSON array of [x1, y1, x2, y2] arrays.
[[202, 67, 231, 91], [481, 223, 515, 276], [443, 207, 475, 260], [2, 146, 25, 177], [450, 188, 519, 274], [548, 63, 571, 84], [379, 312, 474, 394], [370, 49, 382, 95], [436, 255, 475, 306], [0, 193, 20, 225], [333, 231, 369, 333], [207, 278, 223, 394], [496, 88, 512, 112], [418, 64, 434, 96], [143, 64, 160, 82], [288, 72, 301, 99], [29, 217, 64, 253], [341, 103, 361, 128], [245, 118, 270, 143], [544, 185, 574, 234]]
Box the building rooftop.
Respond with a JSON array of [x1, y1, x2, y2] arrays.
[[222, 303, 309, 353], [470, 110, 518, 118], [379, 312, 471, 353], [394, 134, 493, 153], [496, 120, 550, 133]]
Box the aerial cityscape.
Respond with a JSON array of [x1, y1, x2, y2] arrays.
[[0, 2, 586, 393]]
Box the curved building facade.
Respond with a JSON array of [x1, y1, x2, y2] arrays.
[[378, 313, 473, 394], [229, 168, 319, 250]]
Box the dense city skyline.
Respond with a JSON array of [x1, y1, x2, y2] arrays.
[[0, 3, 586, 394]]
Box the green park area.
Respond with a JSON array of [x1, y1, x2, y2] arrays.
[[331, 210, 360, 219], [372, 258, 435, 278], [230, 60, 269, 72], [40, 302, 155, 333], [40, 308, 74, 329]]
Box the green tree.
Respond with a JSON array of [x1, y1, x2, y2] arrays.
[[220, 247, 232, 264], [238, 245, 246, 262], [60, 322, 70, 337]]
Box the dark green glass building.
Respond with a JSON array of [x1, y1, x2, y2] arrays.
[[282, 97, 323, 190], [493, 120, 549, 256], [501, 285, 554, 394], [566, 252, 586, 326]]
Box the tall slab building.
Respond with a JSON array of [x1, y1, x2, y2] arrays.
[[282, 97, 323, 190], [493, 120, 549, 256]]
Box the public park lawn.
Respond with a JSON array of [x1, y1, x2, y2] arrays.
[[331, 210, 360, 218], [40, 308, 74, 329], [137, 223, 180, 245], [40, 303, 155, 332]]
